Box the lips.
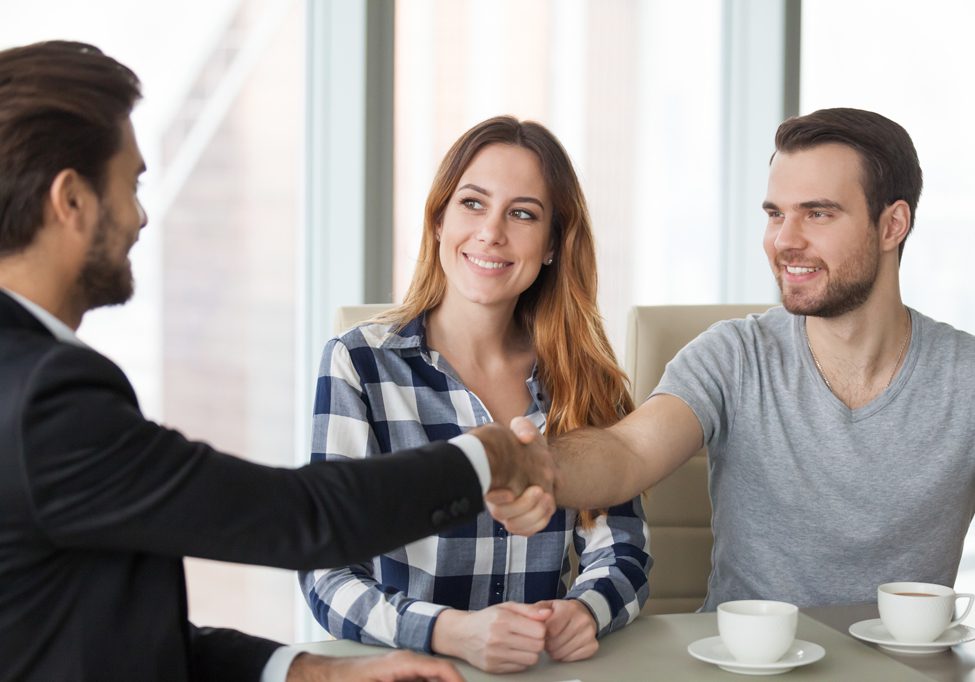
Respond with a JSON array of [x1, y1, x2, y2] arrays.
[[464, 253, 512, 270], [784, 265, 821, 275]]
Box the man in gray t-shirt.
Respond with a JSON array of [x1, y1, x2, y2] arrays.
[[657, 305, 975, 609], [488, 107, 975, 610]]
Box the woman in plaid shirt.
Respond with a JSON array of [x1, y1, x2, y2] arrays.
[[300, 116, 650, 673]]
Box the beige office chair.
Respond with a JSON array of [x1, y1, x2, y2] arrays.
[[333, 303, 395, 335], [627, 304, 771, 614]]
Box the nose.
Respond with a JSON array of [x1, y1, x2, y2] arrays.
[[475, 209, 506, 245], [773, 213, 806, 252]]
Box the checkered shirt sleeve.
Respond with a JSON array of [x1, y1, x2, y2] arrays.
[[298, 320, 651, 652]]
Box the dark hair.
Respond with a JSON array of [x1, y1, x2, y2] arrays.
[[0, 40, 141, 254], [774, 107, 923, 259]]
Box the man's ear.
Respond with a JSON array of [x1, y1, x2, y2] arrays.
[[879, 200, 911, 253], [47, 169, 96, 233]]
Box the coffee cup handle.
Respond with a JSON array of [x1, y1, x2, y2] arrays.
[[951, 593, 975, 626]]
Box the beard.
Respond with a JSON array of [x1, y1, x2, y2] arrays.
[[76, 208, 134, 310], [776, 235, 880, 318]]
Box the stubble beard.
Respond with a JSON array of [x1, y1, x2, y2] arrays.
[[776, 236, 880, 319], [76, 208, 134, 311]]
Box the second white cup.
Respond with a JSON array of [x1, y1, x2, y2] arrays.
[[717, 600, 798, 663], [878, 582, 975, 643]]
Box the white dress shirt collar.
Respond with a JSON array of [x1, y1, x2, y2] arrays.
[[1, 288, 86, 347]]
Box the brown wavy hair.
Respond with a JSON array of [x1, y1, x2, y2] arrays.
[[0, 41, 141, 255], [385, 116, 634, 522]]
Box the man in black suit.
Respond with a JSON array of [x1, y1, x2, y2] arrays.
[[0, 41, 557, 682]]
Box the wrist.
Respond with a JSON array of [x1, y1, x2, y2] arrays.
[[469, 424, 510, 490], [430, 609, 465, 658], [569, 598, 599, 629], [286, 652, 335, 682]]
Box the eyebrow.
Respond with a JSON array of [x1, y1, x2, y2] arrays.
[[457, 183, 545, 210], [798, 199, 844, 211], [761, 199, 844, 212]]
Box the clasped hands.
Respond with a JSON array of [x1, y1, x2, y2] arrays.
[[287, 598, 598, 680], [469, 417, 558, 536], [431, 599, 599, 673], [287, 422, 568, 681]]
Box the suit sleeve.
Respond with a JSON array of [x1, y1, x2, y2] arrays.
[[188, 624, 280, 682], [18, 344, 484, 569]]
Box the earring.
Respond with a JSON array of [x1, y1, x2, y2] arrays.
[[544, 257, 553, 265]]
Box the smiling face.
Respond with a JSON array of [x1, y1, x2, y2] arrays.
[[437, 143, 553, 312], [762, 143, 881, 318], [77, 118, 147, 310]]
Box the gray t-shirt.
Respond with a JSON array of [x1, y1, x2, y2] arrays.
[[654, 306, 975, 611]]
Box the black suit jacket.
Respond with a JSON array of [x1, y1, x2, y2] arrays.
[[0, 291, 483, 681]]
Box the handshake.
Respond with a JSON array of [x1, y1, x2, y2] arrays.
[[469, 417, 559, 536]]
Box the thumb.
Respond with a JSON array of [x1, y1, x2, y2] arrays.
[[484, 489, 515, 505], [509, 416, 540, 444], [499, 601, 553, 621]]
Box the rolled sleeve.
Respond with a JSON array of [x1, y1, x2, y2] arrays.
[[567, 496, 651, 636]]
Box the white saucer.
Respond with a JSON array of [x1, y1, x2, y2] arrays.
[[687, 636, 825, 675], [848, 618, 975, 654]]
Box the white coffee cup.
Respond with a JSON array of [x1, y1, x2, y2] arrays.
[[878, 582, 975, 643], [717, 600, 798, 663]]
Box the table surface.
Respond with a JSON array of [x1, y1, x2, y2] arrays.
[[805, 603, 975, 682], [298, 603, 975, 680]]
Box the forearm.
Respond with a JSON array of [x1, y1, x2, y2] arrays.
[[569, 559, 649, 635], [568, 500, 651, 634], [551, 427, 650, 508], [552, 395, 704, 509], [430, 609, 466, 659], [300, 567, 442, 651]]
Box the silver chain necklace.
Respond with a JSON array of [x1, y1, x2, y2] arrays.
[[805, 312, 911, 394]]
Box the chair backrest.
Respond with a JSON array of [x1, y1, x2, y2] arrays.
[[333, 303, 395, 335], [626, 304, 771, 614]]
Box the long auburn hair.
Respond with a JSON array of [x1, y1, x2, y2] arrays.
[[386, 116, 634, 521]]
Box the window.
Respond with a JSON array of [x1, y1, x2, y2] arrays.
[[802, 0, 975, 605], [1, 0, 306, 644], [802, 0, 975, 333], [394, 0, 727, 354]]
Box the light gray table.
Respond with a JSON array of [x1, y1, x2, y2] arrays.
[[298, 607, 943, 680], [805, 603, 975, 681]]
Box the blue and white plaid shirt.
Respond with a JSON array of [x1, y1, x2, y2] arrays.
[[299, 315, 651, 652]]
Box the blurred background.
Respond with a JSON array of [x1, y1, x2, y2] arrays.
[[2, 0, 973, 644]]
